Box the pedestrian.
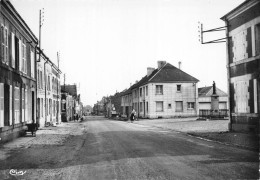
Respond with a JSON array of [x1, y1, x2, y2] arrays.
[[130, 109, 136, 123]]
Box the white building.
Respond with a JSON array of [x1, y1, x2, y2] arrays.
[[122, 61, 199, 119]]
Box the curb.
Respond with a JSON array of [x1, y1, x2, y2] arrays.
[[132, 122, 259, 152], [186, 133, 259, 152]]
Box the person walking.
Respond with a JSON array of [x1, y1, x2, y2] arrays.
[[130, 109, 136, 123]]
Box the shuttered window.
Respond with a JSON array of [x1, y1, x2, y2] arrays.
[[11, 33, 15, 68], [175, 101, 183, 112], [156, 101, 163, 112], [22, 87, 25, 122], [256, 24, 260, 56], [14, 86, 20, 124], [9, 85, 12, 125], [31, 50, 35, 78]]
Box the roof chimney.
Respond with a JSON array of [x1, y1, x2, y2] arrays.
[[178, 61, 182, 70], [157, 61, 166, 69], [147, 67, 155, 76]]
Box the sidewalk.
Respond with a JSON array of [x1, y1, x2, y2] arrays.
[[0, 121, 87, 161], [134, 118, 259, 151]]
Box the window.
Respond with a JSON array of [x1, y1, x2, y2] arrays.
[[156, 101, 163, 112], [177, 85, 181, 92], [140, 88, 142, 97], [146, 86, 148, 96], [22, 43, 26, 74], [175, 101, 183, 112], [146, 102, 148, 113], [140, 102, 142, 112], [156, 85, 163, 95], [187, 102, 195, 109], [168, 104, 172, 109], [256, 24, 260, 56]]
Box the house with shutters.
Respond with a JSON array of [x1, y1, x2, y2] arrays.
[[121, 61, 199, 119], [221, 0, 260, 132], [36, 49, 61, 127], [0, 0, 38, 142]]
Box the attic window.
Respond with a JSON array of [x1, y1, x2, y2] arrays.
[[177, 85, 181, 92]]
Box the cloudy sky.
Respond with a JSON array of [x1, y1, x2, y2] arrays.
[[10, 0, 244, 106]]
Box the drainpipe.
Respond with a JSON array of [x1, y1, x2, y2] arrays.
[[225, 20, 232, 131], [44, 60, 48, 126]]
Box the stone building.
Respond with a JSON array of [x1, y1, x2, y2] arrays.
[[221, 0, 260, 132], [0, 0, 38, 142], [36, 49, 61, 127], [121, 61, 199, 119]]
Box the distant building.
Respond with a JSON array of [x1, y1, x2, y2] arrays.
[[61, 84, 77, 122], [198, 85, 228, 111], [121, 61, 199, 118], [221, 0, 260, 132], [0, 0, 38, 142], [36, 49, 61, 127]]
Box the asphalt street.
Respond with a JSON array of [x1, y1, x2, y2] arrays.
[[0, 116, 258, 180]]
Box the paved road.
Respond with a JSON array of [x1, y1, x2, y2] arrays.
[[0, 116, 258, 179]]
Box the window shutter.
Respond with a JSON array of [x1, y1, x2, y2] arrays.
[[19, 39, 22, 71], [31, 50, 35, 78], [11, 33, 15, 68], [9, 85, 12, 126], [0, 83, 4, 127]]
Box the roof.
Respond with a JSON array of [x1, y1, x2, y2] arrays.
[[198, 86, 228, 97], [149, 63, 199, 83], [3, 0, 38, 43], [130, 69, 159, 90], [221, 0, 259, 20], [61, 85, 77, 97]]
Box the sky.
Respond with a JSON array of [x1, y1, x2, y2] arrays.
[[10, 0, 244, 106]]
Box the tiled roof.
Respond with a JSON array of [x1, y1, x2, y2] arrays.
[[122, 62, 199, 94], [149, 63, 199, 83], [198, 86, 228, 97], [61, 85, 77, 96]]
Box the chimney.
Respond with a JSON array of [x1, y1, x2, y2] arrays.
[[178, 61, 182, 70], [157, 61, 166, 69], [147, 67, 155, 76]]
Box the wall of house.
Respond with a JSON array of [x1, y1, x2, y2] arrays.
[[226, 2, 260, 132], [0, 1, 37, 143], [141, 82, 197, 118]]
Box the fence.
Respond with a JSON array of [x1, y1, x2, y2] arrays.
[[199, 109, 229, 119]]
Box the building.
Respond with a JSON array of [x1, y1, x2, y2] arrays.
[[122, 61, 199, 119], [198, 85, 228, 110], [121, 89, 132, 117], [61, 84, 78, 121], [36, 49, 61, 127], [0, 0, 38, 142], [221, 0, 260, 132]]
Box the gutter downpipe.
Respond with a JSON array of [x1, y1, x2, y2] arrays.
[[224, 20, 232, 131]]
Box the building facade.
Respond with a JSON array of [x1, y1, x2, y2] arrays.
[[0, 0, 38, 142], [198, 85, 228, 110], [221, 0, 260, 132], [121, 61, 199, 119], [36, 49, 61, 127]]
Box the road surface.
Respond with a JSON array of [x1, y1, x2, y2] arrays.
[[0, 116, 258, 179]]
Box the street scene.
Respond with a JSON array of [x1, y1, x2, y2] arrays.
[[0, 116, 258, 179], [0, 0, 259, 179]]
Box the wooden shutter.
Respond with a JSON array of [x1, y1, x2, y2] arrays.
[[0, 83, 4, 127]]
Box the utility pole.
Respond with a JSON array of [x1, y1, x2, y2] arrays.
[[38, 8, 44, 62]]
